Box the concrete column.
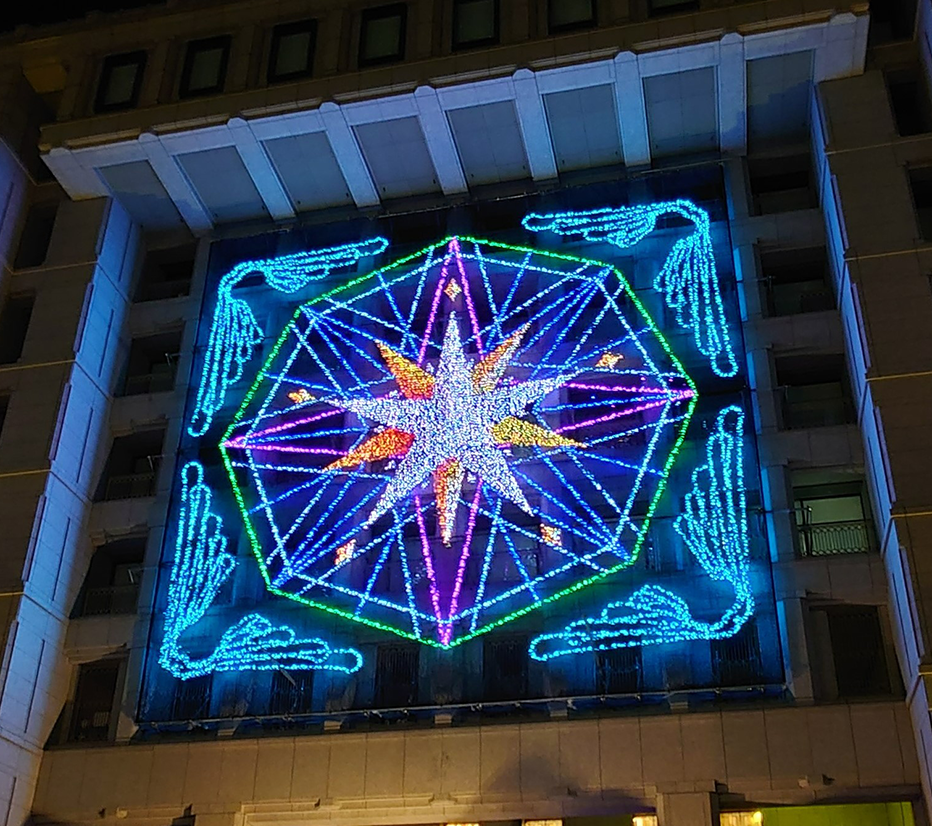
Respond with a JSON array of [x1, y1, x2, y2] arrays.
[[656, 791, 719, 826]]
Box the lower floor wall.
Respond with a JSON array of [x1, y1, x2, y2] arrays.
[[29, 701, 921, 826]]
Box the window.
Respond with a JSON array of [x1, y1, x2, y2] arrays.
[[793, 474, 875, 556], [747, 153, 816, 214], [269, 670, 314, 715], [268, 20, 317, 83], [775, 354, 855, 429], [760, 247, 833, 316], [96, 429, 165, 501], [0, 294, 34, 364], [0, 395, 8, 439], [886, 66, 932, 136], [171, 673, 212, 719], [359, 4, 407, 67], [374, 643, 419, 707], [135, 245, 195, 301], [647, 0, 699, 16], [908, 166, 932, 240], [179, 36, 231, 98], [69, 660, 121, 742], [824, 605, 892, 697], [483, 635, 528, 701], [76, 536, 145, 617], [95, 51, 147, 112], [121, 330, 182, 396], [548, 0, 596, 33], [711, 621, 764, 687], [13, 203, 56, 269], [453, 0, 498, 50], [596, 647, 642, 694]]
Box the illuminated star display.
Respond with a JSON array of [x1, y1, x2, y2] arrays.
[[221, 237, 697, 647]]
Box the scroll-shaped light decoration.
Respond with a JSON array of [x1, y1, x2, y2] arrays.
[[528, 405, 752, 660], [522, 200, 738, 378], [159, 462, 362, 679], [190, 237, 389, 437]]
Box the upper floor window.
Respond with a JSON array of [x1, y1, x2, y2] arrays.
[[453, 0, 499, 50], [760, 246, 833, 317], [359, 4, 407, 67], [907, 166, 932, 240], [13, 202, 57, 270], [95, 51, 147, 113], [179, 36, 231, 98], [886, 65, 932, 137], [548, 0, 596, 33], [647, 0, 700, 16], [268, 19, 317, 84], [774, 353, 855, 430], [0, 294, 34, 364]]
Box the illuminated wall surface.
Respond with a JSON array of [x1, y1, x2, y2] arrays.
[[140, 169, 784, 722]]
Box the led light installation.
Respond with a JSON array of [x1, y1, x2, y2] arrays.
[[190, 237, 389, 437], [523, 200, 738, 378], [528, 405, 751, 660], [159, 461, 362, 679], [221, 236, 697, 648]]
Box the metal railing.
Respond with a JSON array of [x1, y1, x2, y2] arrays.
[[122, 370, 175, 396], [80, 583, 141, 616], [780, 385, 855, 429], [104, 471, 156, 500], [797, 519, 875, 556], [135, 277, 190, 302]]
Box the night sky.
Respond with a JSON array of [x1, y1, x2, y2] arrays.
[[0, 0, 165, 33]]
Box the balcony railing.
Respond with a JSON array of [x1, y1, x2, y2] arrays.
[[780, 385, 855, 429], [797, 519, 875, 557], [80, 583, 141, 616], [104, 471, 157, 500], [135, 277, 191, 302], [122, 370, 175, 396]]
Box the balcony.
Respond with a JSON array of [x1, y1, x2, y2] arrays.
[[80, 582, 141, 616], [104, 471, 157, 500], [797, 519, 875, 557], [779, 384, 855, 429]]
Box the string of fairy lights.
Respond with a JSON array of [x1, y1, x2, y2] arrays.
[[159, 198, 755, 680]]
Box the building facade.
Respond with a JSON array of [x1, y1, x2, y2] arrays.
[[0, 0, 927, 825]]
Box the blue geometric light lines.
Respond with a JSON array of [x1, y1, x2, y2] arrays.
[[529, 405, 752, 660], [523, 200, 738, 378]]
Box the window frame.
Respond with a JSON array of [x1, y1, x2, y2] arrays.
[[179, 35, 232, 99], [452, 0, 500, 51], [94, 50, 148, 113], [358, 3, 408, 68], [647, 0, 700, 16], [267, 19, 318, 85], [547, 0, 597, 34]]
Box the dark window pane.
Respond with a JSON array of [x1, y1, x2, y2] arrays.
[[269, 20, 317, 83], [13, 203, 56, 269], [171, 673, 212, 719], [908, 166, 932, 239], [483, 636, 528, 701], [120, 329, 182, 396], [95, 51, 147, 112], [887, 67, 932, 136], [760, 247, 833, 317], [180, 36, 231, 98], [648, 0, 699, 16], [269, 670, 314, 714], [748, 154, 816, 214], [0, 294, 34, 364], [826, 606, 892, 697], [548, 0, 596, 32], [596, 647, 643, 694], [453, 0, 498, 49], [70, 661, 120, 741], [96, 429, 165, 501], [135, 245, 195, 301], [374, 643, 419, 707], [0, 395, 8, 439], [711, 621, 764, 687], [359, 4, 407, 66], [775, 353, 855, 429]]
